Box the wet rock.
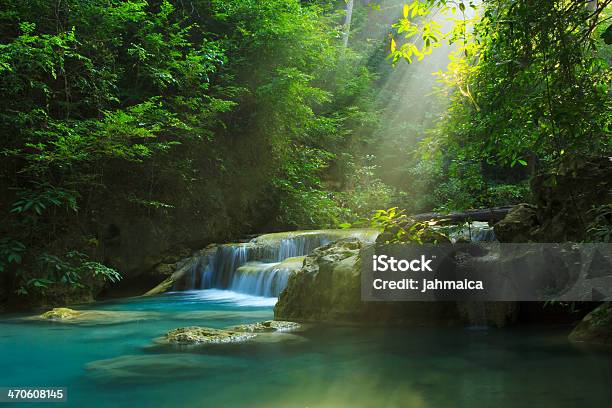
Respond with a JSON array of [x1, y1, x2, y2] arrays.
[[143, 245, 218, 296], [40, 307, 82, 319], [275, 239, 462, 325], [457, 302, 519, 328], [252, 229, 379, 246], [228, 320, 300, 333], [494, 204, 538, 243], [375, 223, 451, 245], [569, 303, 612, 345], [248, 332, 307, 344], [32, 307, 158, 325], [159, 326, 257, 345]]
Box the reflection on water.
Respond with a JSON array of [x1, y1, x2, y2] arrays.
[[1, 290, 611, 408]]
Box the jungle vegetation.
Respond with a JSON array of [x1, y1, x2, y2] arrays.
[[0, 0, 609, 305]]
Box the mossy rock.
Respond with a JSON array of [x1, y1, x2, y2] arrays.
[[228, 320, 300, 333], [33, 307, 158, 325], [161, 326, 257, 345], [41, 307, 83, 320], [569, 303, 612, 345], [494, 204, 538, 243]]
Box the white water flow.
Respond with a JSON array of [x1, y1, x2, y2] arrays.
[[181, 229, 380, 297], [179, 223, 495, 298]]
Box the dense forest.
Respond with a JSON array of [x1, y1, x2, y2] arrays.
[[0, 0, 610, 309]]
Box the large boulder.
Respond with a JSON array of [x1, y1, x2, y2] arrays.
[[495, 157, 612, 243], [275, 239, 476, 326], [569, 303, 612, 345], [227, 320, 301, 333], [275, 239, 524, 327], [159, 326, 256, 345], [531, 157, 611, 242], [494, 204, 538, 242]]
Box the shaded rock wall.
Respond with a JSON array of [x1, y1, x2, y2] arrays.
[[274, 239, 518, 327], [569, 302, 612, 345], [495, 157, 611, 242]]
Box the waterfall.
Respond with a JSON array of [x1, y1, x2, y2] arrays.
[[228, 257, 304, 297], [176, 224, 493, 298], [178, 229, 378, 297], [448, 221, 497, 243]]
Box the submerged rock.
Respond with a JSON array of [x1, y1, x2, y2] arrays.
[[248, 332, 307, 344], [85, 354, 244, 383], [457, 302, 519, 328], [32, 307, 158, 325], [160, 326, 257, 345], [228, 320, 300, 333], [569, 303, 612, 345], [41, 307, 82, 319]]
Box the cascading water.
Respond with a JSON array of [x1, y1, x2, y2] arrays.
[[176, 223, 495, 298], [180, 229, 379, 298], [448, 221, 497, 243], [229, 257, 305, 297], [448, 221, 497, 328]]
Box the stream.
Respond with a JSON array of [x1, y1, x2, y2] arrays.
[[1, 226, 611, 407]]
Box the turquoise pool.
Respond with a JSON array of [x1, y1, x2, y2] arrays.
[[1, 291, 611, 407]]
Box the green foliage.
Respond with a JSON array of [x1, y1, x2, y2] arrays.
[[369, 207, 441, 244], [273, 147, 349, 228], [586, 204, 612, 242], [11, 183, 77, 216], [429, 0, 611, 167], [0, 238, 26, 273], [385, 0, 610, 212], [0, 0, 388, 305], [17, 251, 121, 296]]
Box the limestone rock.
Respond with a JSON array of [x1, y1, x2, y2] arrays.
[[143, 245, 218, 296], [494, 204, 538, 243], [274, 239, 462, 325], [457, 302, 519, 328], [40, 307, 82, 319], [85, 354, 244, 383], [228, 320, 300, 333], [160, 326, 256, 345], [33, 307, 158, 325], [569, 303, 612, 345]]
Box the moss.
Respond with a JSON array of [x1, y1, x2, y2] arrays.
[[569, 303, 612, 345], [34, 307, 158, 324], [162, 326, 257, 345], [228, 320, 300, 333], [40, 307, 83, 319]]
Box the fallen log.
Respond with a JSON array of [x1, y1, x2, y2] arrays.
[[410, 206, 514, 224]]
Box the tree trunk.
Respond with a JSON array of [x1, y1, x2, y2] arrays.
[[411, 206, 514, 224], [342, 0, 354, 47]]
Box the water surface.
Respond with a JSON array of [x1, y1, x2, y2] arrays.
[[1, 291, 610, 407]]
